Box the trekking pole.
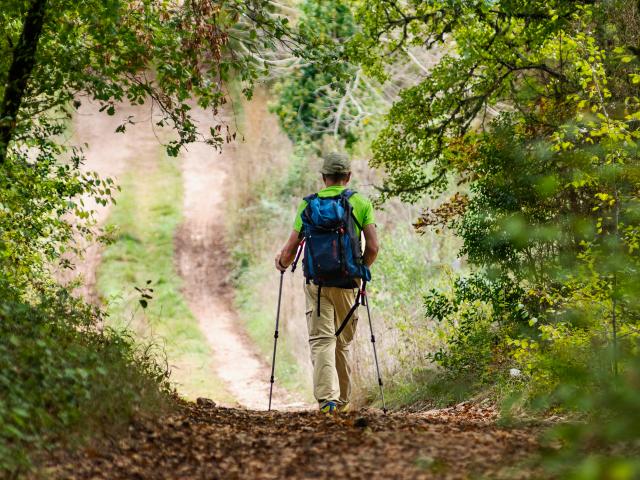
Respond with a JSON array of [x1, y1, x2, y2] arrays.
[[268, 270, 285, 411], [362, 288, 388, 414], [268, 241, 303, 411]]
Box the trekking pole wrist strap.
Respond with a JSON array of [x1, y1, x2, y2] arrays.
[[335, 281, 366, 337]]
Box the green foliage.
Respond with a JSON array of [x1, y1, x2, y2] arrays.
[[1, 0, 288, 156], [0, 281, 172, 476], [540, 356, 640, 479], [270, 0, 359, 146], [278, 144, 320, 197], [425, 273, 530, 386], [352, 0, 602, 202], [0, 142, 115, 289], [0, 1, 295, 473], [0, 0, 293, 291], [369, 223, 457, 373], [345, 0, 640, 471]]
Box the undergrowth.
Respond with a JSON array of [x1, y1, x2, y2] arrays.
[[229, 145, 316, 399], [225, 111, 462, 406], [382, 369, 482, 411], [0, 281, 173, 477]]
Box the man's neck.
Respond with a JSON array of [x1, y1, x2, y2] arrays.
[[323, 181, 348, 188]]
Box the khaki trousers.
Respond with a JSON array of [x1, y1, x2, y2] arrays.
[[304, 282, 359, 405]]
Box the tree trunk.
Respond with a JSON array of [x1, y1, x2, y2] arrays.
[[0, 0, 48, 165]]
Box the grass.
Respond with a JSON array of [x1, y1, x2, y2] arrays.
[[381, 369, 482, 410], [224, 92, 314, 403], [97, 152, 233, 403], [221, 88, 465, 409]]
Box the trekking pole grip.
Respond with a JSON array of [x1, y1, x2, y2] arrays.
[[291, 239, 305, 273]]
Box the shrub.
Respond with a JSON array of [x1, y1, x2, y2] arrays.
[[0, 281, 172, 476]]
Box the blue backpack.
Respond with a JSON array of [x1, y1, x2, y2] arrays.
[[300, 189, 371, 288]]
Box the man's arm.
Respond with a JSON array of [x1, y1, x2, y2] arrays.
[[362, 224, 379, 267], [275, 230, 301, 272]]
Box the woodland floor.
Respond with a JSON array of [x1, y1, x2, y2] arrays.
[[45, 402, 540, 480]]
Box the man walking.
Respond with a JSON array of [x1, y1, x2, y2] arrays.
[[275, 152, 379, 413]]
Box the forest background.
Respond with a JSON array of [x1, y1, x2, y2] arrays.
[[1, 0, 639, 478]]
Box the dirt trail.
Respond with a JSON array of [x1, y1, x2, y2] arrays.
[[48, 403, 540, 479], [69, 99, 302, 409], [175, 106, 305, 410], [59, 100, 160, 300]]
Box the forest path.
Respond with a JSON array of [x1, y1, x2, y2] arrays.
[[69, 99, 304, 409], [55, 99, 543, 480], [173, 105, 305, 410], [49, 402, 540, 479], [58, 100, 152, 300]]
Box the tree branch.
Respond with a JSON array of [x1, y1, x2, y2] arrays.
[[0, 0, 48, 165]]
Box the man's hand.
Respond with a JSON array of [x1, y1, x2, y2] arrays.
[[275, 230, 301, 272], [275, 253, 287, 272]]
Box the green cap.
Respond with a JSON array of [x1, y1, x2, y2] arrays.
[[320, 152, 351, 174]]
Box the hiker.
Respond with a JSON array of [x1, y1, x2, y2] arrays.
[[275, 152, 379, 413]]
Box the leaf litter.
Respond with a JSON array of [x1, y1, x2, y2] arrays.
[[44, 401, 541, 479]]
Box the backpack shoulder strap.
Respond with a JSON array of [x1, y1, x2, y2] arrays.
[[351, 212, 363, 232], [341, 189, 357, 199], [340, 189, 364, 231], [301, 193, 318, 229]]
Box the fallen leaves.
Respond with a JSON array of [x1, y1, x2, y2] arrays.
[[43, 402, 541, 479]]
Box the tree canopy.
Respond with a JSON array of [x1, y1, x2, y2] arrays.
[[0, 0, 294, 285]]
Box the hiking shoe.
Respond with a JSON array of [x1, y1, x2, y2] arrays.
[[319, 401, 337, 414], [337, 402, 350, 413]]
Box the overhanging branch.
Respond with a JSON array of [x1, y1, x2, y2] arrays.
[[0, 0, 48, 165]]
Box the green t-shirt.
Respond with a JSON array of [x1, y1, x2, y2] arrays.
[[293, 185, 375, 235]]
